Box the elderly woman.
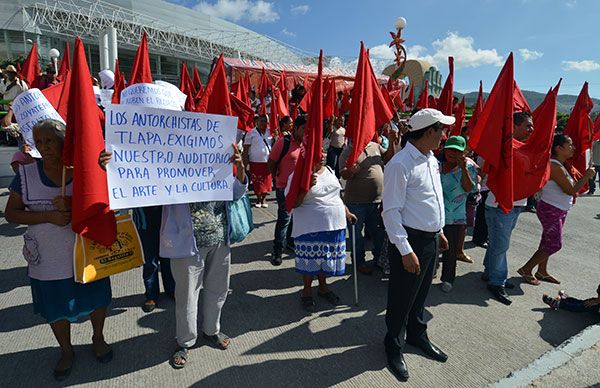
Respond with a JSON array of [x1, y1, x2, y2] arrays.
[[5, 119, 112, 381], [288, 163, 356, 312]]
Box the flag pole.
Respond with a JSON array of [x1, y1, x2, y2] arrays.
[[61, 165, 66, 198]]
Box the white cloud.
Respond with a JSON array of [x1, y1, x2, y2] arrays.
[[195, 0, 279, 23], [281, 28, 296, 37], [562, 60, 600, 72], [290, 4, 310, 15], [519, 48, 543, 61], [407, 45, 428, 58], [369, 44, 395, 61], [427, 32, 503, 69]]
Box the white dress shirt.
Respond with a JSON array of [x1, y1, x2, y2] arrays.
[[382, 142, 445, 255]]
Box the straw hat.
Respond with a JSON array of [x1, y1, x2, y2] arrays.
[[3, 65, 18, 74]]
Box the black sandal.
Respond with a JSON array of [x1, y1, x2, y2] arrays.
[[203, 332, 231, 350], [301, 296, 316, 312], [53, 352, 74, 381], [318, 291, 340, 306], [170, 347, 188, 369]]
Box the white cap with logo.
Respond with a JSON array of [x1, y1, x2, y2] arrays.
[[408, 108, 455, 132]]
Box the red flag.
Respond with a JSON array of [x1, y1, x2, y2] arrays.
[[466, 81, 484, 136], [406, 83, 415, 109], [298, 82, 312, 113], [381, 85, 396, 113], [195, 54, 232, 115], [269, 88, 280, 136], [468, 53, 515, 213], [230, 92, 255, 132], [244, 72, 252, 105], [451, 96, 466, 136], [111, 59, 124, 104], [513, 79, 560, 201], [62, 37, 116, 246], [390, 89, 404, 112], [513, 81, 531, 113], [437, 57, 454, 116], [192, 64, 204, 95], [563, 82, 594, 189], [285, 50, 324, 212], [179, 62, 196, 111], [323, 78, 337, 118], [259, 67, 271, 113], [339, 90, 351, 115], [416, 80, 429, 109], [20, 41, 41, 86], [276, 70, 289, 109], [129, 33, 152, 85], [345, 42, 394, 167], [57, 42, 71, 81]]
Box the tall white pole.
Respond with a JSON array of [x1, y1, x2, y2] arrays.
[[108, 27, 118, 71]]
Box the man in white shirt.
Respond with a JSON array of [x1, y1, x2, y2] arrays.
[[382, 109, 451, 382], [0, 65, 28, 110], [482, 111, 534, 305]]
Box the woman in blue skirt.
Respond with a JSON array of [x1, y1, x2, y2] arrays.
[[5, 120, 112, 381], [288, 163, 356, 312]]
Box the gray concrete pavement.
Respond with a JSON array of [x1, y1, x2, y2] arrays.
[[0, 188, 598, 387]]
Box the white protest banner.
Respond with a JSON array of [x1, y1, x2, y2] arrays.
[[120, 83, 184, 111], [99, 89, 114, 107], [104, 104, 237, 209], [12, 88, 64, 158], [154, 80, 187, 108]]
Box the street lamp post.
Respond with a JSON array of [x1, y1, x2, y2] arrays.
[[389, 17, 407, 80], [49, 48, 60, 75]]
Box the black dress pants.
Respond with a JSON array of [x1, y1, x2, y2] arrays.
[[385, 228, 439, 353]]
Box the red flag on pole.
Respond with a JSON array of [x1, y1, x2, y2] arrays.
[[406, 83, 415, 110], [468, 53, 515, 213], [57, 41, 71, 82], [285, 50, 324, 212], [323, 78, 337, 118], [111, 59, 124, 104], [195, 54, 232, 115], [277, 70, 289, 108], [231, 93, 255, 132], [62, 37, 116, 246], [192, 64, 204, 95], [437, 57, 454, 116], [563, 82, 594, 190], [416, 80, 429, 109], [345, 42, 394, 167], [179, 62, 196, 111], [20, 41, 41, 87], [512, 79, 560, 201], [513, 81, 531, 113], [381, 85, 396, 113], [466, 81, 484, 136], [129, 33, 152, 85], [339, 90, 351, 116], [450, 96, 466, 136]]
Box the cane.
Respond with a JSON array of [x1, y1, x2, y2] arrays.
[[351, 221, 359, 306]]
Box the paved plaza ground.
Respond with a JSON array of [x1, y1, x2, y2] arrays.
[[0, 188, 598, 387]]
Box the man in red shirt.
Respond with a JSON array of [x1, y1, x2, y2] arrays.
[[267, 115, 306, 265]]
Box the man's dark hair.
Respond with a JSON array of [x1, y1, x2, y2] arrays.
[[514, 111, 532, 126], [279, 115, 292, 128], [294, 115, 307, 128]]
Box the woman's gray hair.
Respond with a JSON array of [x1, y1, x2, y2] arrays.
[[32, 119, 66, 141]]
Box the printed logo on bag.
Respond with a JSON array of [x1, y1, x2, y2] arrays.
[[89, 232, 136, 265]]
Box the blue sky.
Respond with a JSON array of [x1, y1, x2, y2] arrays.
[[165, 0, 600, 98]]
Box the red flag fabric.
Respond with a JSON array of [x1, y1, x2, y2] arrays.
[[339, 90, 351, 115], [276, 70, 289, 109], [381, 85, 396, 113], [129, 33, 152, 85], [416, 80, 429, 109], [406, 83, 415, 109], [244, 72, 252, 105], [298, 82, 312, 113], [513, 81, 531, 113], [323, 78, 337, 118], [57, 42, 71, 81], [285, 50, 324, 212], [192, 64, 204, 95], [230, 81, 241, 98], [437, 57, 454, 116], [468, 53, 515, 213], [345, 42, 394, 167], [179, 62, 196, 111], [563, 82, 594, 187], [466, 80, 484, 136], [269, 89, 281, 136], [391, 89, 404, 112], [230, 92, 255, 132], [62, 37, 116, 246], [512, 80, 560, 201], [451, 96, 466, 136], [20, 42, 41, 86], [111, 59, 123, 104], [274, 87, 289, 117], [195, 54, 232, 115]]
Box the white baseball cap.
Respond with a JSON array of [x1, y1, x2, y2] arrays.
[[408, 108, 455, 132]]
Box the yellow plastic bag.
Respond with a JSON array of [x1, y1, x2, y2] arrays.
[[74, 213, 144, 284]]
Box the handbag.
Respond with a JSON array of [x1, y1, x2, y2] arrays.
[[73, 213, 144, 284], [227, 194, 254, 244]]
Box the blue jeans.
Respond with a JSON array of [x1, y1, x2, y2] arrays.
[[273, 188, 293, 255], [483, 206, 522, 287], [347, 203, 385, 266], [134, 206, 176, 301]]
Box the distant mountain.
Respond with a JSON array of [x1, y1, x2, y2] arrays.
[[454, 90, 600, 114]]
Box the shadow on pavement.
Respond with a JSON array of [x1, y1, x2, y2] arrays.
[[533, 306, 599, 347], [0, 266, 28, 294]]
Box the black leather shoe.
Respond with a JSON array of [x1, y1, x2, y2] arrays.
[[386, 351, 409, 381], [487, 284, 512, 305], [270, 253, 283, 266], [474, 241, 488, 249], [406, 337, 448, 363], [504, 281, 515, 290]]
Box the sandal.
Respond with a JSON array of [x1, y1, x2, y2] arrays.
[[301, 296, 316, 312], [53, 351, 74, 381], [92, 339, 113, 363], [203, 332, 231, 350], [142, 300, 157, 313], [517, 268, 540, 285], [535, 272, 561, 284], [457, 253, 474, 263], [170, 347, 188, 369], [318, 291, 341, 306]]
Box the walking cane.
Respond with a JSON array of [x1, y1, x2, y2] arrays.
[[351, 221, 359, 306]]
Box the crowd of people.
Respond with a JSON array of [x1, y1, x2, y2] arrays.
[[2, 58, 599, 383]]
